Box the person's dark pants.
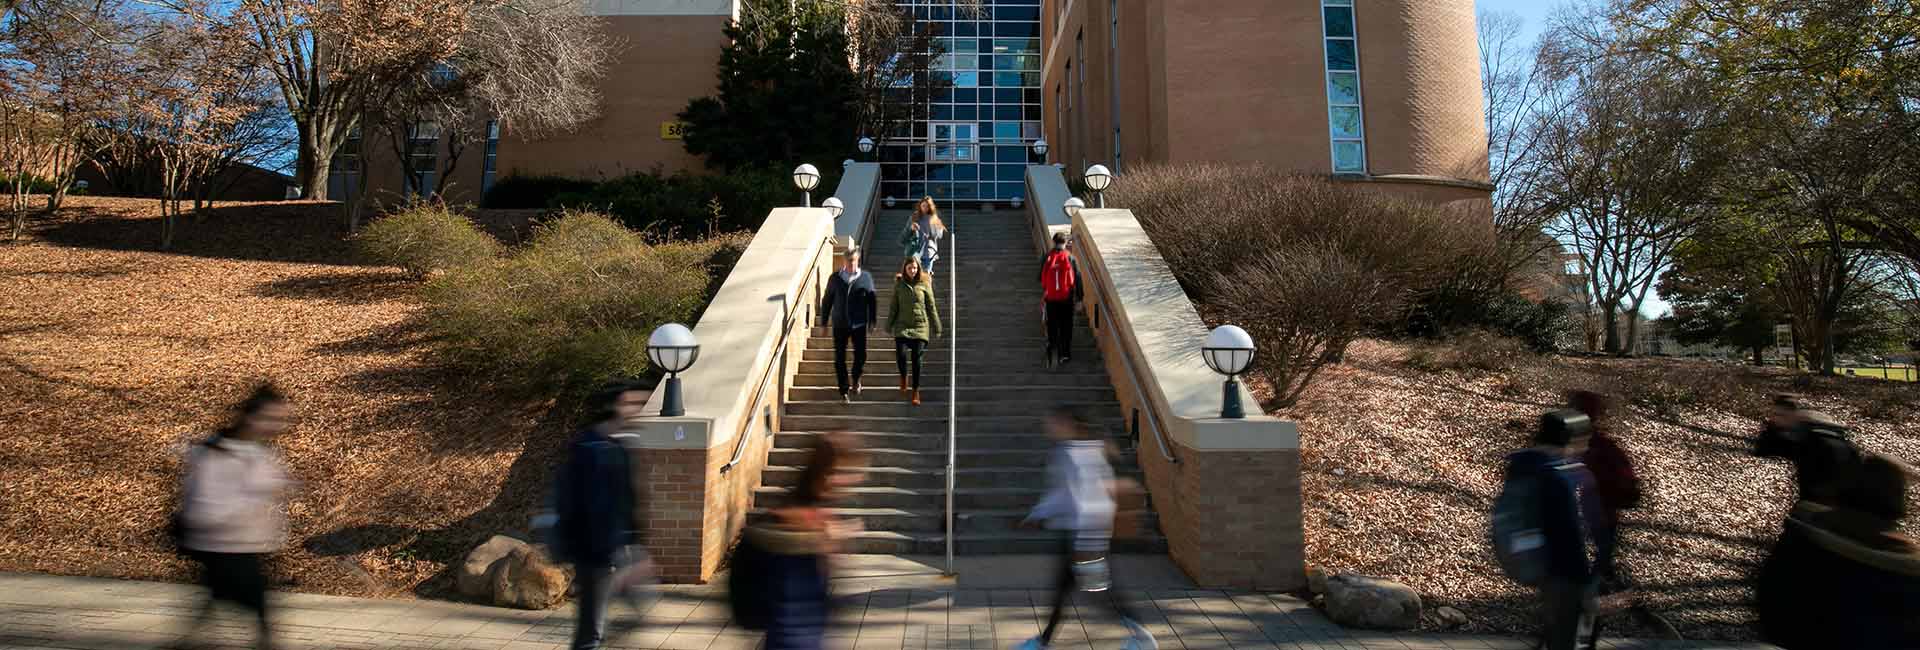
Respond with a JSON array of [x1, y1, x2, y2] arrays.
[[895, 337, 927, 390], [833, 325, 867, 395], [1537, 578, 1593, 650], [185, 551, 271, 647], [1593, 523, 1620, 586], [1039, 532, 1138, 645], [1044, 300, 1074, 363], [572, 563, 617, 650]]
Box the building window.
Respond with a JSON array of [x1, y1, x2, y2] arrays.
[[1321, 0, 1366, 174], [481, 120, 500, 196], [408, 120, 439, 196]]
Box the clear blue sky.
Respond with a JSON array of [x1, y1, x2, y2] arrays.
[[1474, 0, 1674, 318]]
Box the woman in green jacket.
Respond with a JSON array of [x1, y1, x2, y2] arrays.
[[887, 258, 942, 405]]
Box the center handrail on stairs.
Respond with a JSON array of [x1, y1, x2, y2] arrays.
[[1072, 237, 1179, 465], [944, 225, 958, 575]]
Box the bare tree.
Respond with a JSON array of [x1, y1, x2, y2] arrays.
[[1478, 9, 1561, 284], [1533, 14, 1726, 355], [3, 0, 135, 223]]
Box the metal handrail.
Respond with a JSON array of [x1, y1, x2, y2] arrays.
[[1074, 242, 1178, 464], [944, 226, 958, 575], [721, 240, 829, 474]]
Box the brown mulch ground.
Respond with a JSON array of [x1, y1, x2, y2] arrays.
[[1279, 339, 1919, 641], [0, 196, 571, 600]]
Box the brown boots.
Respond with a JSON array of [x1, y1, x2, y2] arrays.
[[911, 389, 922, 406], [899, 376, 909, 395]]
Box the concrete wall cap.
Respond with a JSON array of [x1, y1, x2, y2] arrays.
[[587, 0, 737, 17]]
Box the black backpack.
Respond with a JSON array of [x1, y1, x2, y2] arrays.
[[727, 535, 773, 630], [167, 435, 227, 554]]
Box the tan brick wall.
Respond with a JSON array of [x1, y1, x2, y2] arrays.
[[631, 446, 709, 582], [1141, 442, 1305, 591]]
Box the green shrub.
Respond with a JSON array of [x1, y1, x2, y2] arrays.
[[0, 173, 60, 195], [481, 174, 598, 209], [358, 202, 502, 277], [421, 210, 720, 397], [553, 167, 823, 237], [1400, 286, 1573, 353]]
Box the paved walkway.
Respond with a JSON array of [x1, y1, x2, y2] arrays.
[[0, 558, 1775, 650]]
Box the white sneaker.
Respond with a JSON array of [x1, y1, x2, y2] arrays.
[[1014, 637, 1047, 650], [1120, 620, 1158, 650]]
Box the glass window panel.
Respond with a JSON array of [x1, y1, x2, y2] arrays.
[[956, 104, 978, 120], [932, 104, 954, 120], [956, 165, 978, 181], [999, 164, 1026, 181], [1326, 39, 1356, 71], [953, 21, 977, 36], [995, 71, 1022, 87], [930, 164, 953, 180], [1022, 72, 1040, 86], [1333, 141, 1366, 173], [934, 124, 953, 140], [996, 146, 1026, 161], [1014, 54, 1040, 71], [883, 163, 908, 180], [979, 145, 997, 163], [954, 71, 979, 87], [1322, 7, 1354, 38], [953, 183, 978, 199], [909, 182, 926, 197], [998, 5, 1038, 21], [1330, 106, 1364, 138], [979, 38, 994, 52], [1024, 104, 1044, 120], [954, 54, 977, 69], [994, 122, 1021, 140], [1328, 71, 1360, 105], [931, 6, 951, 20], [1022, 121, 1041, 139], [1024, 88, 1041, 103], [980, 54, 998, 70], [883, 182, 908, 197], [997, 88, 1024, 103], [978, 73, 994, 87], [997, 21, 1037, 37], [1002, 183, 1025, 200], [1323, 0, 1351, 5], [996, 105, 1023, 120]]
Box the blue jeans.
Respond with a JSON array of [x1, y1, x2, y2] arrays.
[[572, 564, 616, 650], [919, 249, 938, 275]]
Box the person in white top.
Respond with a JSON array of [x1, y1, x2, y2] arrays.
[[1017, 407, 1157, 650], [173, 384, 292, 650]]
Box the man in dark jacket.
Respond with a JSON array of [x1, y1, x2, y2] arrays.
[[1756, 452, 1919, 648], [821, 248, 878, 402], [554, 383, 645, 650], [1505, 410, 1596, 650], [1753, 394, 1859, 506]]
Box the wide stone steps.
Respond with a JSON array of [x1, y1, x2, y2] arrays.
[[784, 399, 1120, 418], [759, 210, 1163, 556], [786, 386, 1115, 403]]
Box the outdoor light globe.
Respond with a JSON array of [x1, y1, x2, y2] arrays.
[[647, 323, 700, 373], [884, 197, 897, 208], [792, 164, 821, 192], [1032, 139, 1049, 156], [1084, 164, 1113, 192], [1202, 325, 1256, 376], [821, 197, 845, 220], [1063, 197, 1085, 217], [1011, 196, 1024, 209], [843, 159, 855, 168], [857, 136, 875, 154]]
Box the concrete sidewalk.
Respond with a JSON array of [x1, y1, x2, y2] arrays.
[[0, 558, 1775, 650]]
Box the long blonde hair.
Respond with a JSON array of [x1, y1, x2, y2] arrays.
[[915, 196, 945, 232]]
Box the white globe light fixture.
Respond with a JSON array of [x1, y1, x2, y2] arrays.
[[843, 158, 855, 168], [884, 196, 897, 208], [1011, 196, 1024, 209], [821, 196, 844, 221], [1063, 196, 1085, 219], [1201, 325, 1256, 419], [792, 163, 821, 207], [857, 136, 875, 155], [1084, 164, 1113, 208], [1031, 138, 1049, 163], [648, 323, 700, 417]]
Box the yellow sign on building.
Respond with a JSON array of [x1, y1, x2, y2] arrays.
[[660, 121, 688, 140]]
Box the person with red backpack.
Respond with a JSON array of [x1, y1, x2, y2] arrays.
[[1567, 391, 1641, 590], [1039, 231, 1082, 368]]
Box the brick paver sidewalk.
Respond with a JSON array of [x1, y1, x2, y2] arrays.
[[0, 571, 1774, 650]]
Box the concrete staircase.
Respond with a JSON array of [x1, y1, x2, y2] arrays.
[[756, 208, 1166, 554]]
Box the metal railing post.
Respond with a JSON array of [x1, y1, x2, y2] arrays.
[[945, 226, 958, 576]]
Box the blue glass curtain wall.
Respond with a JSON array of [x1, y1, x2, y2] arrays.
[[880, 0, 1042, 204]]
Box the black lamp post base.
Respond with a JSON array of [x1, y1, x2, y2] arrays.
[[662, 375, 685, 417], [1220, 377, 1245, 419]]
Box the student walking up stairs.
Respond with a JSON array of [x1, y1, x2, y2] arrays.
[[757, 206, 1164, 555]]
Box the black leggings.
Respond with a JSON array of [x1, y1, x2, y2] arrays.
[[1039, 533, 1138, 644], [895, 338, 927, 389], [188, 551, 271, 645]]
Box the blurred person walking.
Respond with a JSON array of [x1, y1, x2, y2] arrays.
[[1038, 232, 1081, 369], [900, 196, 947, 279], [171, 384, 294, 650], [551, 382, 650, 650], [1753, 394, 1859, 506], [887, 258, 942, 406], [1016, 407, 1157, 650], [823, 247, 878, 402], [1566, 391, 1641, 589], [1756, 452, 1919, 648], [730, 433, 865, 650], [1492, 410, 1597, 650]]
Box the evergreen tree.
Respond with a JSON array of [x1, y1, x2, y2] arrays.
[[679, 0, 860, 172]]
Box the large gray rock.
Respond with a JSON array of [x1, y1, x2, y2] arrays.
[[459, 535, 528, 599], [490, 546, 571, 610], [1324, 574, 1421, 631]]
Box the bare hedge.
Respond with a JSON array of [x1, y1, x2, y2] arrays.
[[1107, 163, 1489, 407]]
